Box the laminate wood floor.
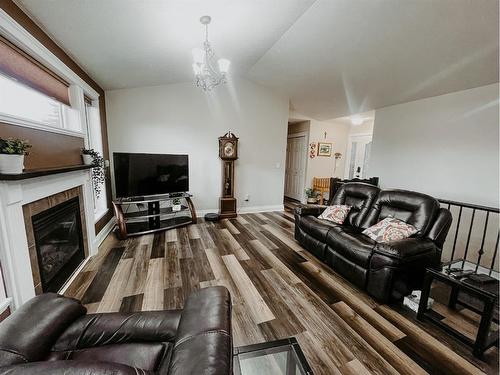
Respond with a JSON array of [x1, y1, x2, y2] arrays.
[[65, 210, 498, 375]]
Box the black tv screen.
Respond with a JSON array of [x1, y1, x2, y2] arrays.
[[113, 153, 189, 198]]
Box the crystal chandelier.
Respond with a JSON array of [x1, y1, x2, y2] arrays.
[[192, 16, 230, 91]]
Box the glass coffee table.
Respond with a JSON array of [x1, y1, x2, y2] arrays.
[[233, 337, 314, 375], [417, 259, 499, 357]]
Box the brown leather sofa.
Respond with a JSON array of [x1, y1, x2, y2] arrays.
[[295, 182, 452, 302], [0, 286, 232, 374]]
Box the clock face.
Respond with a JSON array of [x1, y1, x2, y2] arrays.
[[224, 142, 234, 157]]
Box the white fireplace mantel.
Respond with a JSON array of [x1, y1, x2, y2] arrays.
[[0, 169, 96, 309]]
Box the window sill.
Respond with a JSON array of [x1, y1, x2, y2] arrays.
[[0, 113, 85, 138]]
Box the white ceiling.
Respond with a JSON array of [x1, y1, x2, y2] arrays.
[[14, 0, 315, 89], [14, 0, 499, 121]]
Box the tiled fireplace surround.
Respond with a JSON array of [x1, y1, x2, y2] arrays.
[[0, 170, 96, 309], [23, 186, 89, 295]]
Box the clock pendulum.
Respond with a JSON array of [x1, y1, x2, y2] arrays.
[[218, 131, 238, 218]]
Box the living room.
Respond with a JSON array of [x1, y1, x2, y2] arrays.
[[0, 1, 498, 374]]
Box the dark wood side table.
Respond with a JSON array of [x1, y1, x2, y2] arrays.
[[417, 259, 499, 357]]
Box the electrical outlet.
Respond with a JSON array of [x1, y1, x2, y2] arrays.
[[244, 194, 250, 201]]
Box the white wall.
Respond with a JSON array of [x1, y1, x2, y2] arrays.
[[370, 83, 499, 207], [105, 78, 289, 212]]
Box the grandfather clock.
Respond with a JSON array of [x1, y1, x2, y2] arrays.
[[218, 131, 238, 218]]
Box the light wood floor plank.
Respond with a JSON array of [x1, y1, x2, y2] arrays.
[[222, 254, 275, 324], [142, 258, 164, 311]]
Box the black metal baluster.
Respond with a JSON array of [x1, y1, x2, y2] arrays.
[[475, 211, 489, 272], [462, 209, 476, 267], [449, 206, 463, 269], [490, 231, 499, 276]]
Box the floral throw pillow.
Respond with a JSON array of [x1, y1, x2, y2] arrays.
[[318, 205, 351, 224], [362, 217, 417, 243]]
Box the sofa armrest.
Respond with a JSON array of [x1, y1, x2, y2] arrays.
[[0, 293, 86, 366], [52, 310, 181, 351], [168, 286, 232, 375], [0, 360, 140, 375], [294, 205, 327, 217], [374, 238, 438, 261], [426, 208, 452, 249]]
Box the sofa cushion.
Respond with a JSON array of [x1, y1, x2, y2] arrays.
[[47, 343, 169, 371], [330, 182, 380, 228], [362, 217, 417, 243], [299, 215, 341, 242], [326, 230, 376, 267], [318, 205, 351, 224], [362, 190, 439, 237]]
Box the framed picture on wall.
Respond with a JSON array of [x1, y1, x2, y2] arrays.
[[317, 142, 332, 156]]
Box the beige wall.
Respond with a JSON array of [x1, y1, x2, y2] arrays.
[[106, 78, 289, 212], [305, 120, 350, 188], [370, 83, 499, 207]]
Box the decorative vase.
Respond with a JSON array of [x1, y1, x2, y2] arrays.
[[0, 154, 24, 174], [82, 154, 93, 165]]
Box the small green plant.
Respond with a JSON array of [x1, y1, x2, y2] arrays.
[[81, 148, 106, 198], [0, 138, 32, 155], [172, 198, 181, 205], [304, 188, 320, 199]]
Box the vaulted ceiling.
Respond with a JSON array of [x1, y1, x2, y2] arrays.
[[14, 0, 499, 120]]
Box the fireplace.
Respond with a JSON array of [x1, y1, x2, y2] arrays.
[[31, 197, 85, 293]]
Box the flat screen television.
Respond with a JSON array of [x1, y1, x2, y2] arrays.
[[113, 152, 189, 198]]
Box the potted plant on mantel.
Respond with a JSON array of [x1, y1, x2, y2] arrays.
[[304, 188, 320, 204], [0, 138, 32, 174], [81, 148, 106, 198]]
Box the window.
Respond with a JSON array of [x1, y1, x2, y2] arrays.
[[0, 73, 81, 133], [85, 101, 108, 222]]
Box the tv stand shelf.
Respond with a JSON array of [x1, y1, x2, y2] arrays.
[[112, 193, 196, 239]]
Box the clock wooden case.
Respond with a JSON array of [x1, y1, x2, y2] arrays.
[[219, 131, 238, 218]]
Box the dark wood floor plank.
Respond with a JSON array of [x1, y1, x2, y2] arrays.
[[164, 287, 185, 310], [120, 294, 144, 313], [81, 246, 124, 304], [150, 231, 166, 259]]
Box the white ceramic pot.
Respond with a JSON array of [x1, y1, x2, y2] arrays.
[[82, 154, 93, 165], [0, 154, 24, 174], [306, 197, 317, 204]]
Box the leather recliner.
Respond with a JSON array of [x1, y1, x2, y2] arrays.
[[295, 182, 452, 302], [0, 286, 232, 374]]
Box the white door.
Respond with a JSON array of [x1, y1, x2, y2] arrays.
[[284, 134, 307, 200], [344, 134, 373, 179]]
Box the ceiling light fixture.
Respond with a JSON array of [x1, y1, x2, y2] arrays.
[[192, 15, 230, 91], [350, 115, 364, 126]]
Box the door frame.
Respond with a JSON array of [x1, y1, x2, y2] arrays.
[[344, 132, 373, 179], [285, 131, 309, 202]]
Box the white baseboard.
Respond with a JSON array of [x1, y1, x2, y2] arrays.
[[94, 217, 116, 248], [238, 204, 284, 213], [196, 204, 284, 217]]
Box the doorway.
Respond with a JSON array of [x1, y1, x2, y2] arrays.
[[344, 133, 373, 179], [284, 132, 307, 201]]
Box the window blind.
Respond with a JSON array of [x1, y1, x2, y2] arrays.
[[0, 36, 70, 106]]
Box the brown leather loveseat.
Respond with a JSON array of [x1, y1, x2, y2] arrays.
[[295, 182, 452, 302]]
